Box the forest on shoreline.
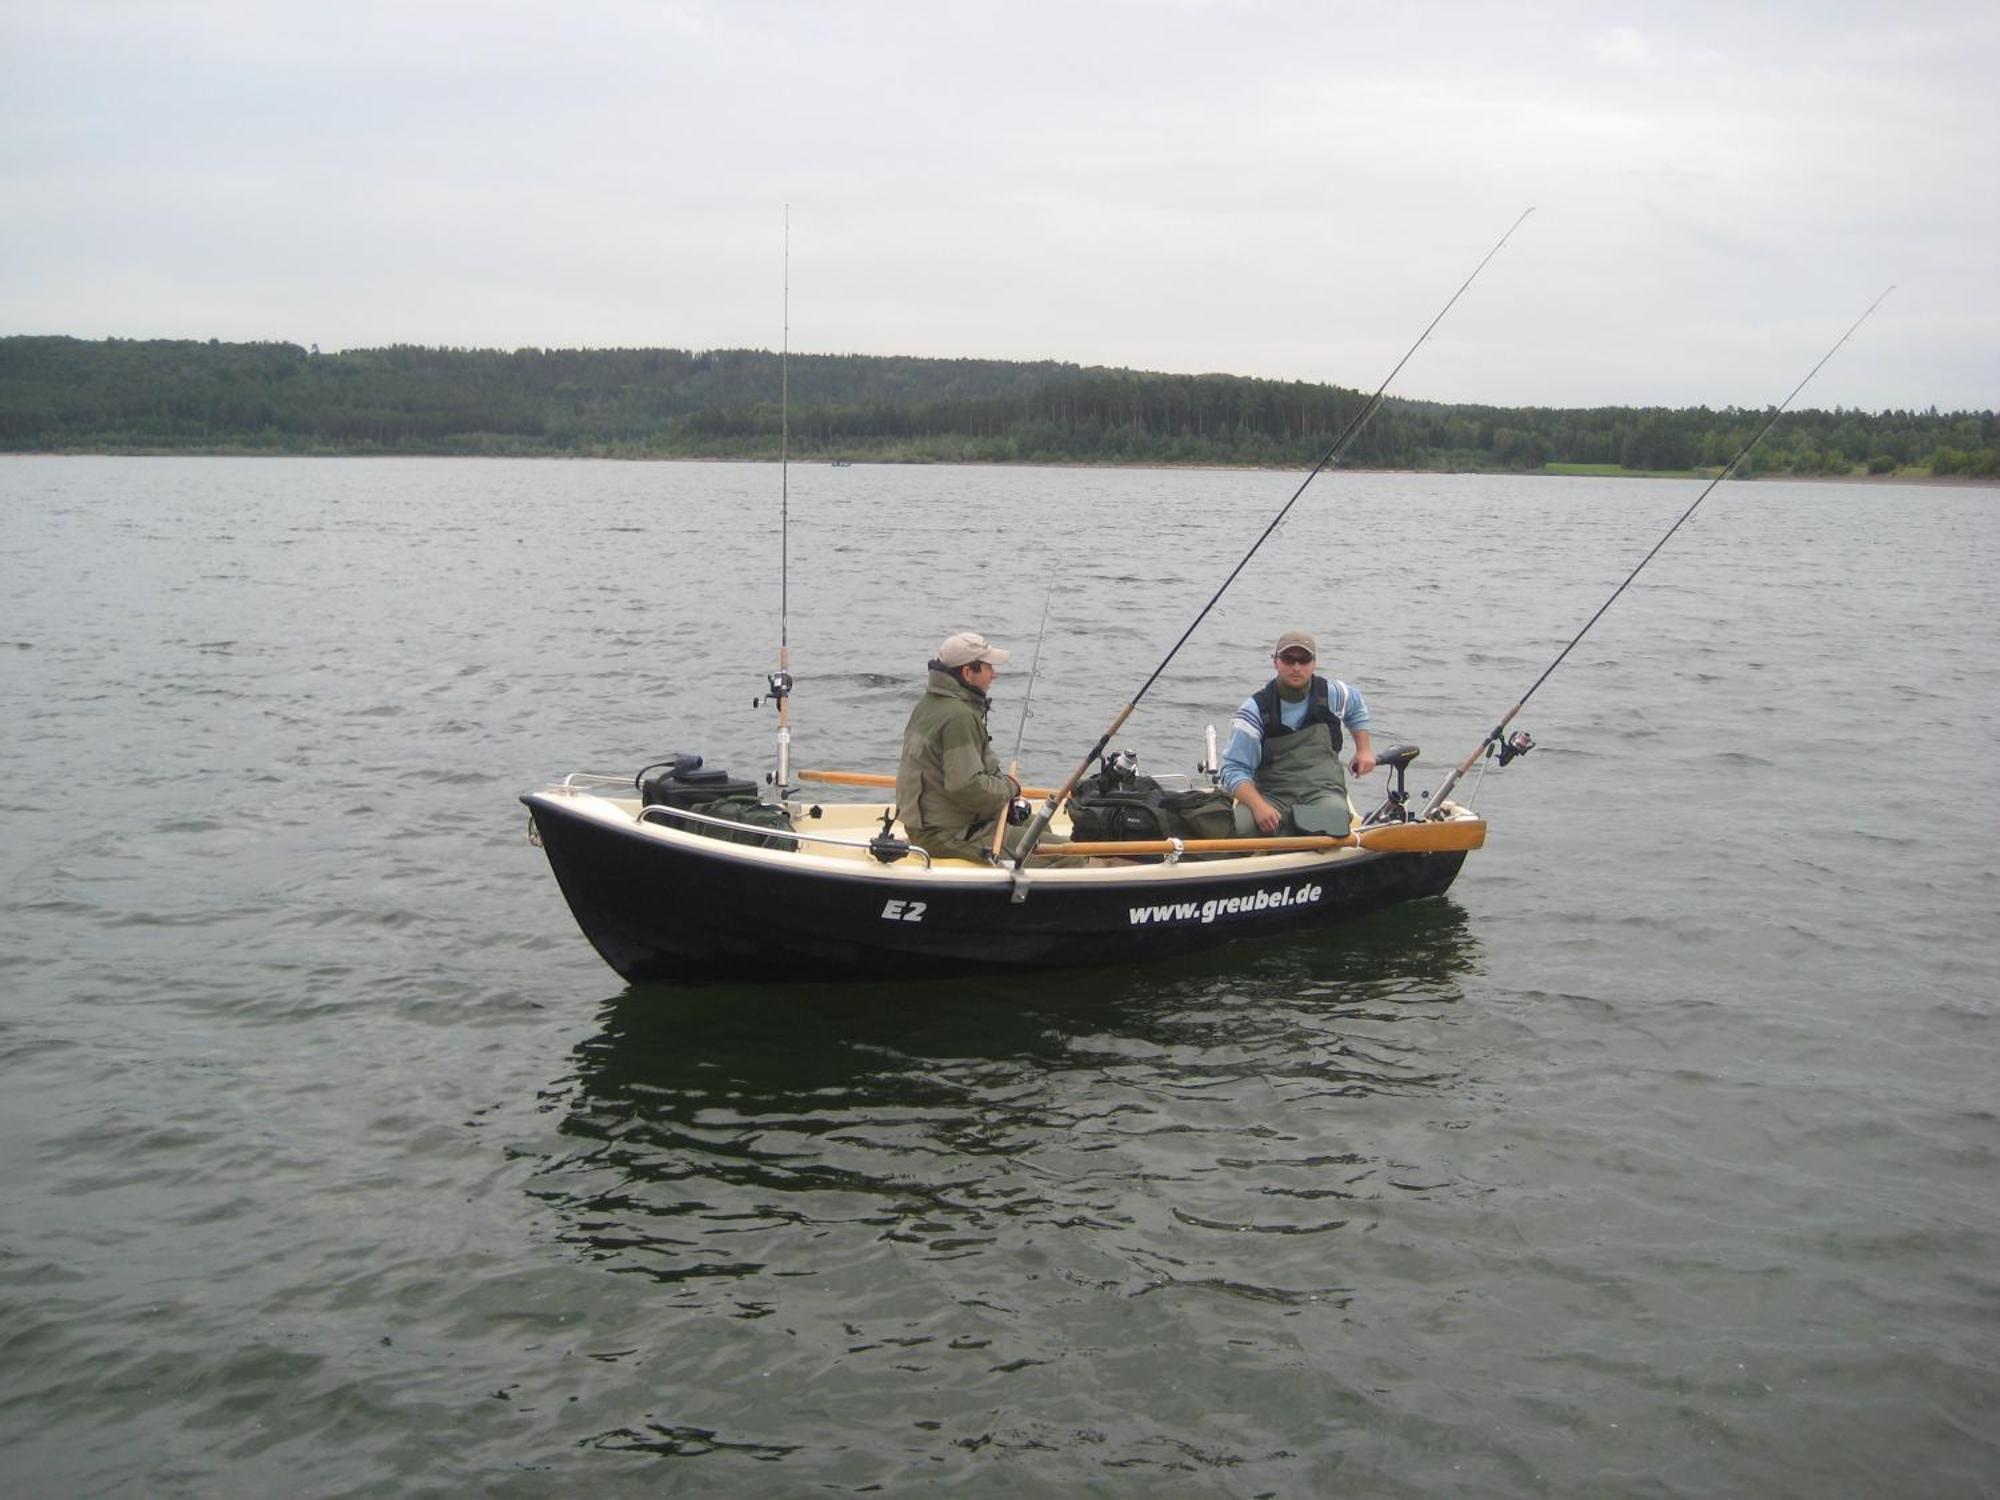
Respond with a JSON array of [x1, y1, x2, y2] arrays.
[[2, 335, 1993, 479]]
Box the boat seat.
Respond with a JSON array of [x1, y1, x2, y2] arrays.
[[1377, 743, 1420, 772]]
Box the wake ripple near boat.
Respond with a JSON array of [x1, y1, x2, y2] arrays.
[[528, 951, 1478, 1333]]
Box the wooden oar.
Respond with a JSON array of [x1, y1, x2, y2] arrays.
[[800, 768, 1059, 800], [796, 770, 1483, 854], [990, 757, 1019, 860], [1059, 819, 1485, 860]]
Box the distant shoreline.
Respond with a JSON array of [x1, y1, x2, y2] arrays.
[[1, 449, 1992, 486], [7, 336, 1990, 481]]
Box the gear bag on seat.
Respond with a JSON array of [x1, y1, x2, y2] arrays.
[[637, 756, 796, 849], [1066, 771, 1235, 845]]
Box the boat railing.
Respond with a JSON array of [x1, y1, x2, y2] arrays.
[[633, 801, 935, 869], [549, 773, 937, 868]]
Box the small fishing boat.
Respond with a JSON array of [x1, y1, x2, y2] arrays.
[[521, 755, 1485, 981], [522, 215, 1525, 985]]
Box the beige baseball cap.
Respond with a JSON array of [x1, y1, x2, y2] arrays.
[[937, 631, 1011, 668], [1273, 630, 1317, 658]]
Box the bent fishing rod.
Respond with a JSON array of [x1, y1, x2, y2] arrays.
[[1010, 207, 1536, 868], [1419, 285, 1896, 818]]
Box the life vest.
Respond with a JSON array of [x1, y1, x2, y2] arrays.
[[1251, 675, 1344, 762]]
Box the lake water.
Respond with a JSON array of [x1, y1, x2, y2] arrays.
[[2, 456, 1996, 1496]]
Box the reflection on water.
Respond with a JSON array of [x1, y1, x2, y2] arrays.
[[536, 900, 1481, 1301], [524, 900, 1489, 1473]]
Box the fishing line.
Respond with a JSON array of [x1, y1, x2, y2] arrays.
[[991, 583, 1057, 858], [1420, 285, 1896, 817], [1012, 207, 1536, 867], [781, 204, 790, 647], [1010, 584, 1057, 766], [1132, 207, 1535, 710]]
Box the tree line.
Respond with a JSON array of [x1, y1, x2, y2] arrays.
[[1, 335, 1992, 478]]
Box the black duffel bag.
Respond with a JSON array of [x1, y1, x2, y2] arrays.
[[1067, 765, 1235, 845], [675, 791, 797, 849], [636, 756, 795, 849]]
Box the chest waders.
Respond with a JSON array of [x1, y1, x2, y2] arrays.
[[1234, 677, 1352, 837]]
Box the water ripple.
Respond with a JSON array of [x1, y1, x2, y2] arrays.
[[3, 460, 1997, 1496]]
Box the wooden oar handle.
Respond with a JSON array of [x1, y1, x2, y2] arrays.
[[798, 768, 1058, 800], [1063, 835, 1353, 857], [793, 771, 1486, 854], [990, 758, 1020, 859], [1063, 819, 1485, 858]]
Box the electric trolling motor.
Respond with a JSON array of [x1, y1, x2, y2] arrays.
[[1363, 744, 1423, 826]]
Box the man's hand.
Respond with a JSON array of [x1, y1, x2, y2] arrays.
[[1241, 789, 1283, 835]]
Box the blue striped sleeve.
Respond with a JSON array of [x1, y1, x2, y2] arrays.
[[1332, 680, 1371, 730], [1220, 695, 1263, 792]]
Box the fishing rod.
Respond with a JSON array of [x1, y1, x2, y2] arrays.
[[991, 584, 1056, 859], [1419, 285, 1896, 818], [1010, 207, 1536, 869], [762, 206, 796, 792]]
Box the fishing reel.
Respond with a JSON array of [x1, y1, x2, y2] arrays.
[[753, 670, 793, 709], [1495, 730, 1535, 767], [1098, 748, 1141, 789]]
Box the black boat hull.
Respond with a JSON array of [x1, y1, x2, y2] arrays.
[[524, 792, 1469, 982]]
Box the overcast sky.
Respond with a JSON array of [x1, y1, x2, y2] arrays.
[[3, 0, 1993, 412]]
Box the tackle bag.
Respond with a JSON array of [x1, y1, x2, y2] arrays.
[[1066, 769, 1235, 845], [674, 792, 797, 849], [636, 756, 795, 849]]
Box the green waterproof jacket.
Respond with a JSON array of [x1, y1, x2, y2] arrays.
[[895, 668, 1014, 858]]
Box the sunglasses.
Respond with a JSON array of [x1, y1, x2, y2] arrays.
[[1276, 651, 1314, 665]]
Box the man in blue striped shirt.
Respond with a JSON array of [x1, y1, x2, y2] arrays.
[[1220, 630, 1377, 838]]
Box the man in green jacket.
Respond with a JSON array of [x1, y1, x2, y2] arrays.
[[895, 630, 1059, 863]]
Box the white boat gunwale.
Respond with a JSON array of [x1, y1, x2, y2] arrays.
[[526, 779, 1481, 887]]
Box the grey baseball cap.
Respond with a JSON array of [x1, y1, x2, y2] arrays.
[[937, 631, 1011, 668]]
